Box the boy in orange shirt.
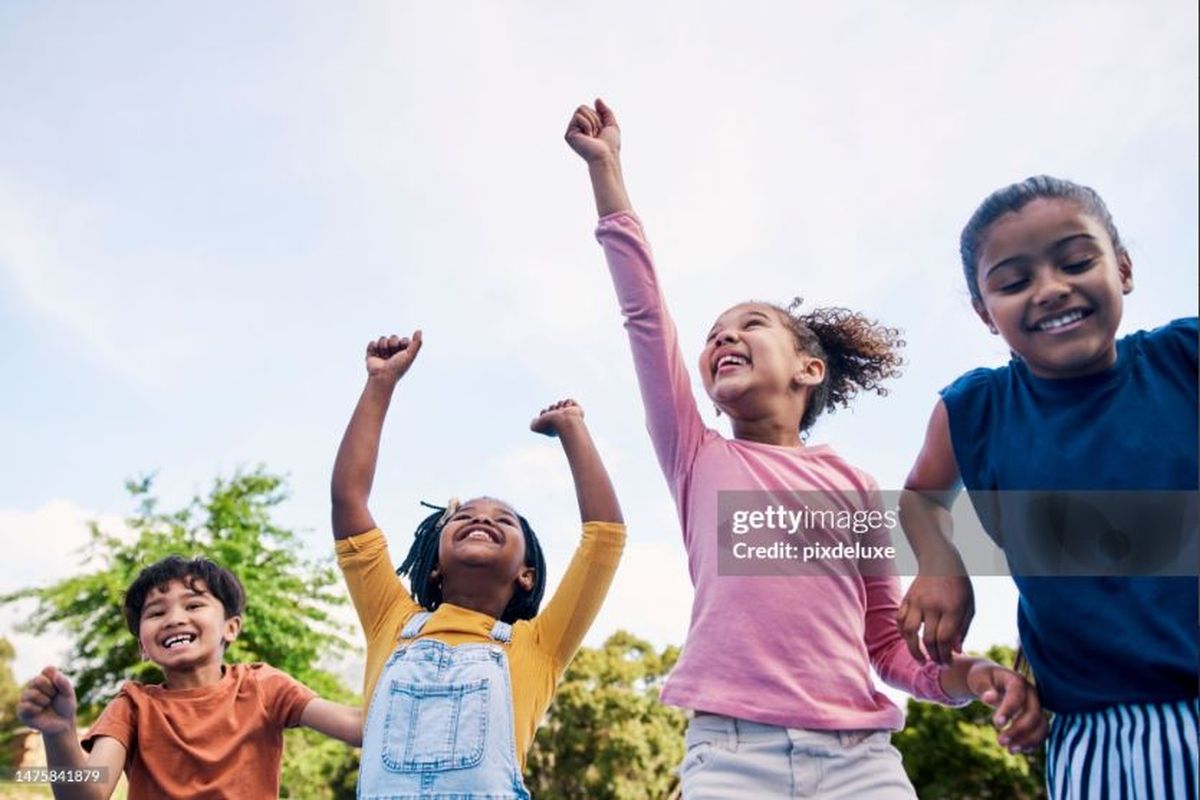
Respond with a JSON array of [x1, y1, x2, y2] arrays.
[[17, 555, 362, 800]]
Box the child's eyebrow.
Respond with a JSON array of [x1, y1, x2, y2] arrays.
[[985, 233, 1099, 277], [1050, 233, 1099, 251], [708, 309, 772, 336]]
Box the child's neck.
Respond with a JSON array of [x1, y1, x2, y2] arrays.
[[162, 659, 226, 691], [730, 415, 804, 448], [441, 584, 510, 621]]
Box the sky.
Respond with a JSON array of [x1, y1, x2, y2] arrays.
[[1, 1, 1196, 708]]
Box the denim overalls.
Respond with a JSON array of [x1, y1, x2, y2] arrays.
[[358, 611, 531, 800]]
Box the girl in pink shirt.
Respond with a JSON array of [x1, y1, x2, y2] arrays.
[[565, 100, 1046, 798]]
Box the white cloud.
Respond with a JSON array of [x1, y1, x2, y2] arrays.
[[0, 500, 129, 681]]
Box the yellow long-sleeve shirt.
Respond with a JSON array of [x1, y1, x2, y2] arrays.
[[335, 521, 625, 771]]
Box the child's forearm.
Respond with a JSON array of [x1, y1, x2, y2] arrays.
[[898, 488, 964, 573], [557, 420, 623, 524], [331, 376, 398, 538], [588, 155, 632, 218], [43, 730, 103, 800]]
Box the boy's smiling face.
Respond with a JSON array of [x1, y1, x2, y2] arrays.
[[974, 197, 1134, 380], [137, 577, 240, 670]]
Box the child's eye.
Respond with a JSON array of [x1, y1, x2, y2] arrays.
[[1061, 259, 1094, 273], [744, 319, 763, 329], [997, 278, 1030, 294], [186, 603, 203, 610]]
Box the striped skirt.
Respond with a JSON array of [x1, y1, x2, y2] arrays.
[[1046, 698, 1199, 799]]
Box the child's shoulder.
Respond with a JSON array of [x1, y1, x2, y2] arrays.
[[1128, 316, 1198, 362], [940, 365, 1008, 400]]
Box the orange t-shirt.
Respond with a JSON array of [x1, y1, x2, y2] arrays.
[[81, 662, 315, 800]]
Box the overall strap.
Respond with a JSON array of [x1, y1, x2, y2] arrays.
[[488, 619, 513, 644], [400, 610, 434, 639]]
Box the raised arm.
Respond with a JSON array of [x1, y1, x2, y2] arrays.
[[528, 400, 625, 665], [566, 100, 707, 491], [331, 331, 423, 539], [896, 399, 974, 665], [530, 399, 622, 524], [17, 667, 125, 800]]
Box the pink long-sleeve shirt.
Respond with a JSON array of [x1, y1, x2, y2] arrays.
[[597, 211, 957, 730]]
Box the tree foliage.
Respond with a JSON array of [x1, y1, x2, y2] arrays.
[[894, 645, 1047, 799], [1, 637, 28, 770], [0, 470, 361, 799], [526, 630, 687, 799]]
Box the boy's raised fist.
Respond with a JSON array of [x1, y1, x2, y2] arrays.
[[17, 666, 77, 735]]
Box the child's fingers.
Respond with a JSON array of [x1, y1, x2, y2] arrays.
[[49, 667, 73, 696], [596, 97, 618, 128], [1005, 707, 1049, 752], [933, 611, 963, 665], [896, 600, 926, 663], [408, 329, 423, 357], [580, 105, 602, 134], [988, 673, 1027, 729], [921, 609, 945, 665]]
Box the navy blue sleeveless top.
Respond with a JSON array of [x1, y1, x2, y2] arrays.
[[941, 317, 1198, 713]]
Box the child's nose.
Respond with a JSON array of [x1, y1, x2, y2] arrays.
[[1031, 271, 1071, 306]]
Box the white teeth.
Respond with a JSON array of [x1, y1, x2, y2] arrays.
[[1037, 309, 1086, 331], [463, 529, 497, 543], [716, 354, 749, 369], [163, 634, 195, 649]]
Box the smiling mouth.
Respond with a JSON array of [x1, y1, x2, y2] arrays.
[[456, 526, 503, 545], [1030, 308, 1093, 332], [161, 633, 197, 650], [712, 353, 750, 376]]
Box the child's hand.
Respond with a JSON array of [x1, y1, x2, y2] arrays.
[[967, 662, 1048, 754], [17, 666, 78, 735], [531, 399, 585, 437], [897, 573, 974, 665], [565, 99, 620, 164], [366, 331, 422, 383]]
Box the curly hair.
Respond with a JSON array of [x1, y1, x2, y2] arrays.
[[767, 299, 905, 433], [397, 500, 547, 624]]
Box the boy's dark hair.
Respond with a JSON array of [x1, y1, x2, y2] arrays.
[[959, 175, 1125, 303], [123, 555, 246, 637], [397, 501, 547, 624], [769, 299, 905, 433]]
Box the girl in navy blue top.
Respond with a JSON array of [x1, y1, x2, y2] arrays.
[[897, 176, 1198, 799]]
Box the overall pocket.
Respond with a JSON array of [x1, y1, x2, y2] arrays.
[[381, 678, 490, 772]]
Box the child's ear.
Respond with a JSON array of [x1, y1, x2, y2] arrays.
[[223, 615, 242, 646], [792, 355, 826, 389], [1117, 248, 1134, 295], [972, 300, 999, 334], [428, 567, 442, 588], [516, 567, 536, 593]]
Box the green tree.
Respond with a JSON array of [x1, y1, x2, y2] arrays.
[[526, 630, 687, 799], [1, 470, 361, 800], [1, 637, 28, 770], [894, 646, 1047, 799]]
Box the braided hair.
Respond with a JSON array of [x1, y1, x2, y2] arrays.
[[396, 500, 548, 624]]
